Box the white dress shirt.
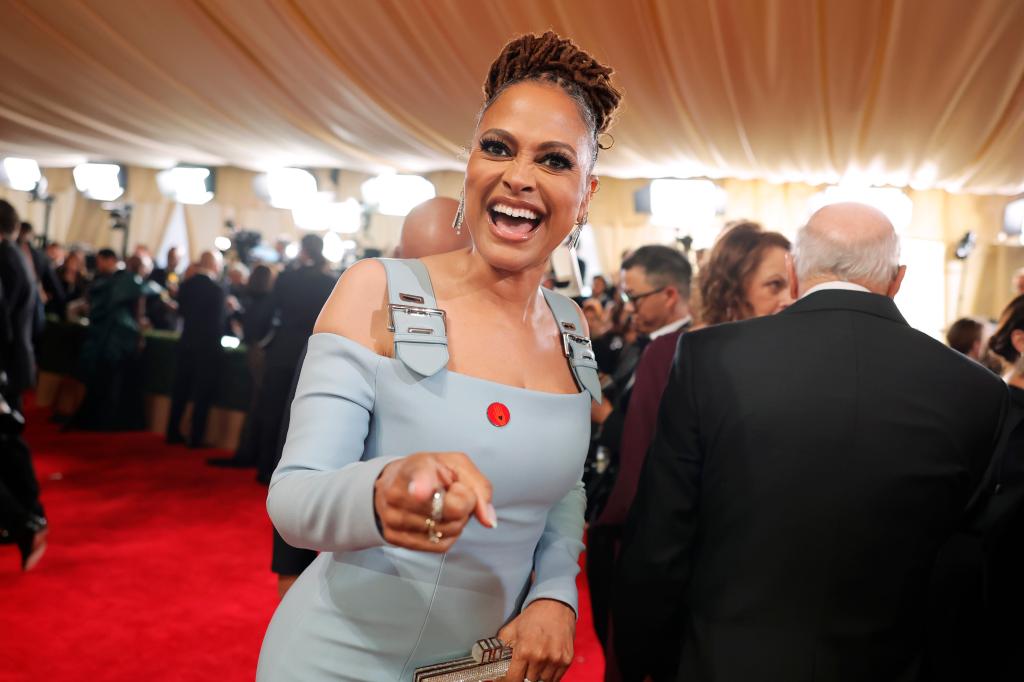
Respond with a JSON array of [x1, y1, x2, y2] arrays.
[[649, 315, 692, 340], [801, 281, 872, 299]]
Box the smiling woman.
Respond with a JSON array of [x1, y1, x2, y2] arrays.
[[257, 32, 621, 682]]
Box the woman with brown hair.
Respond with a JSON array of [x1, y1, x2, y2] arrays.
[[989, 294, 1024, 389], [698, 221, 793, 325], [258, 32, 621, 682]]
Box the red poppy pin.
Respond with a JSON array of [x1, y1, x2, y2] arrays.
[[487, 402, 510, 427]]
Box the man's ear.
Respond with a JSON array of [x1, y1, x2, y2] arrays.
[[786, 254, 799, 300], [886, 265, 907, 299]]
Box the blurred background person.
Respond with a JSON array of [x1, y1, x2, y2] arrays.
[[582, 297, 610, 339], [147, 245, 182, 331], [166, 251, 226, 448], [69, 254, 154, 431], [698, 221, 793, 326], [18, 222, 62, 333], [91, 248, 121, 285], [590, 273, 613, 306], [948, 297, 1024, 680], [274, 236, 295, 270], [591, 291, 634, 379], [587, 244, 693, 675], [394, 196, 471, 258], [150, 246, 182, 295], [1012, 267, 1024, 298], [0, 199, 47, 570], [208, 263, 277, 469], [254, 234, 337, 595], [55, 248, 88, 317], [226, 261, 250, 300], [44, 241, 64, 269], [947, 317, 985, 361]]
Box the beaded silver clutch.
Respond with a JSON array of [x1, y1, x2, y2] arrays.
[[413, 638, 512, 682]]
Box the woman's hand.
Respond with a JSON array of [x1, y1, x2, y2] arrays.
[[498, 599, 576, 682], [373, 452, 496, 553]]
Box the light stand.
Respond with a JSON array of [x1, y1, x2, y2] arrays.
[[104, 203, 134, 259], [28, 176, 54, 248]]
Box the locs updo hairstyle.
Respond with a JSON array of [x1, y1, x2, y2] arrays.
[[699, 221, 791, 326], [989, 294, 1024, 363], [480, 31, 622, 170]]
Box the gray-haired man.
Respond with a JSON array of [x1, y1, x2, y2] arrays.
[[614, 202, 1007, 682]]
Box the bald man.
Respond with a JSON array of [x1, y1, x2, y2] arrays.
[[167, 250, 227, 447], [615, 203, 1008, 682], [395, 196, 471, 259]]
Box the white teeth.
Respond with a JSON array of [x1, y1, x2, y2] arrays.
[[492, 203, 539, 221]]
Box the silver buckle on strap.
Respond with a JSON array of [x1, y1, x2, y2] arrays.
[[387, 304, 447, 333], [562, 331, 594, 359]]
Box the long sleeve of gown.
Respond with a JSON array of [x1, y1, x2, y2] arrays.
[[523, 479, 586, 617], [267, 333, 399, 553]]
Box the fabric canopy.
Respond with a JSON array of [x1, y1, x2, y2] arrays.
[[1, 0, 1023, 195]]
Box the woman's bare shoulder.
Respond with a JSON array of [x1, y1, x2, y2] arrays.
[[314, 258, 391, 356]]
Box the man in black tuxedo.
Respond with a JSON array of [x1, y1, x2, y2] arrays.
[[252, 234, 337, 594], [166, 250, 226, 448], [614, 203, 1007, 682], [0, 200, 47, 569]]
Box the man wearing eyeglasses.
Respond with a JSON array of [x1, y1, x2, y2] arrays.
[[588, 244, 693, 681]]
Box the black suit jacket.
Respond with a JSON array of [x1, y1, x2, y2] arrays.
[[177, 273, 226, 351], [614, 290, 1007, 682], [0, 240, 37, 392], [264, 265, 336, 369]]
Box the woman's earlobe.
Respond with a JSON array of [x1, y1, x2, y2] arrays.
[[1012, 329, 1024, 355]]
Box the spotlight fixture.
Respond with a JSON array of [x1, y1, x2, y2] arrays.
[[74, 163, 124, 201]]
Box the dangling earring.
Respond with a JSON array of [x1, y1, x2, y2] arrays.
[[567, 213, 587, 250], [452, 190, 465, 235]]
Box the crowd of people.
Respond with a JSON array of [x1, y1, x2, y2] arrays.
[[0, 202, 346, 574], [5, 29, 1024, 682]]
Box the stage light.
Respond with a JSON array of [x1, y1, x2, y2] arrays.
[[808, 185, 913, 234], [361, 174, 435, 217], [265, 168, 317, 210], [293, 195, 363, 233], [322, 232, 345, 263], [1003, 198, 1024, 237], [214, 236, 232, 251], [650, 178, 726, 248], [157, 167, 213, 205], [220, 336, 240, 349], [2, 157, 42, 192], [74, 163, 124, 201]]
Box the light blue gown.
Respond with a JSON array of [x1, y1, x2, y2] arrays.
[[257, 259, 599, 681]]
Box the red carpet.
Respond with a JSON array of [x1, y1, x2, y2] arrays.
[[0, 398, 604, 681]]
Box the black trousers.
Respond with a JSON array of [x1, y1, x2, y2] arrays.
[[259, 343, 316, 576], [587, 523, 626, 682], [0, 393, 43, 532], [73, 349, 146, 431], [167, 346, 221, 446], [231, 347, 266, 465]]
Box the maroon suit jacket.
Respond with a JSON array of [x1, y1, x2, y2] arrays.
[[596, 326, 686, 527]]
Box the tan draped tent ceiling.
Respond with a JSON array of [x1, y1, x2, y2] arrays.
[[1, 0, 1023, 195]]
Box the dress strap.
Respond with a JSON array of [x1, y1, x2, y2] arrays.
[[541, 288, 602, 403], [378, 258, 450, 377]]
